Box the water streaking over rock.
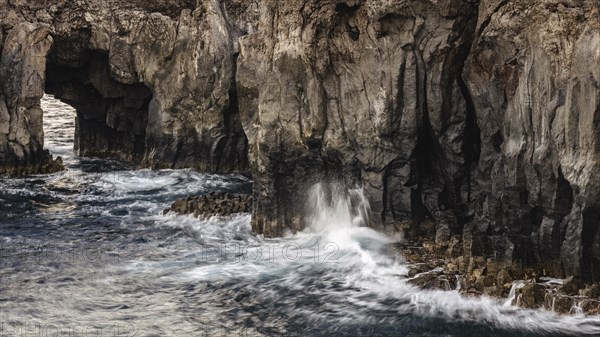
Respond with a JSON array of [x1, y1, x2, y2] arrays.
[[1, 96, 599, 336]]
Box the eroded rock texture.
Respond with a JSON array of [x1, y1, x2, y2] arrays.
[[167, 192, 252, 217], [1, 0, 599, 281], [464, 0, 600, 282], [1, 0, 248, 170], [237, 0, 480, 237], [0, 21, 62, 174]]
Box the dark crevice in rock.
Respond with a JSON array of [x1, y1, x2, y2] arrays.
[[221, 51, 250, 172], [46, 29, 92, 68], [491, 131, 503, 152], [475, 0, 509, 39], [377, 14, 409, 39], [457, 77, 481, 202], [554, 167, 575, 221], [334, 3, 361, 42], [410, 48, 436, 237]]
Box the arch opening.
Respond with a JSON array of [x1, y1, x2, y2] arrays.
[[44, 39, 152, 163]]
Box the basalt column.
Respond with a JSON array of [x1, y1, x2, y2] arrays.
[[237, 0, 479, 237], [464, 0, 600, 279]]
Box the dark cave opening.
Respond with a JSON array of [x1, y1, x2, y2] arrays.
[[44, 44, 152, 163]]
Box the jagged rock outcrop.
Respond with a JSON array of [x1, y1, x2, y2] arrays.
[[1, 0, 599, 283], [397, 240, 600, 315]]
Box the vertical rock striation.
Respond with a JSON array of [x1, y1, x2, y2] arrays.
[[0, 21, 61, 174], [237, 0, 479, 237], [464, 0, 600, 281]]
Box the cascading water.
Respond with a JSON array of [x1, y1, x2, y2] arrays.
[[571, 302, 584, 316], [1, 95, 599, 336], [306, 182, 370, 231], [504, 281, 527, 307]]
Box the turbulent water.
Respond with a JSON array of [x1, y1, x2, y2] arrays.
[[0, 95, 599, 336]]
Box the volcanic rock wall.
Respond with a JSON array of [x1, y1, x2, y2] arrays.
[[0, 0, 248, 171], [464, 0, 600, 281], [236, 0, 480, 237], [1, 0, 599, 281]]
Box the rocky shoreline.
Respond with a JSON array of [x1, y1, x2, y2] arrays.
[[165, 192, 600, 316], [394, 241, 600, 315], [0, 154, 63, 176], [2, 0, 600, 312]]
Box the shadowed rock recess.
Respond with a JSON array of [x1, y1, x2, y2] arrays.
[[1, 0, 599, 283]]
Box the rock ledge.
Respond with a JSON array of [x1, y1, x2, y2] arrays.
[[166, 192, 252, 218]]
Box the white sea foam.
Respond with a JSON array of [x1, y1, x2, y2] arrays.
[[7, 95, 594, 336], [299, 183, 600, 335], [168, 181, 600, 335]]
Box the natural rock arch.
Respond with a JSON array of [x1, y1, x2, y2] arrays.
[[45, 46, 152, 162], [0, 0, 249, 174]]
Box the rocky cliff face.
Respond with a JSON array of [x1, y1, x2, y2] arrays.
[[237, 0, 479, 237], [1, 0, 598, 281], [1, 0, 248, 171], [0, 20, 62, 174], [464, 0, 600, 282]]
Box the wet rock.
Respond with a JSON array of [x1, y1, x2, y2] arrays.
[[400, 240, 600, 315], [475, 274, 495, 288], [483, 286, 503, 298], [496, 270, 513, 288], [435, 222, 451, 251], [516, 283, 547, 309], [422, 241, 436, 254], [167, 193, 252, 218], [580, 284, 600, 299], [560, 276, 584, 296], [551, 295, 575, 314], [446, 236, 462, 258], [581, 299, 600, 315], [407, 269, 448, 290]]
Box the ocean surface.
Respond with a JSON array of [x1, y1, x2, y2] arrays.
[[0, 95, 599, 336]]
